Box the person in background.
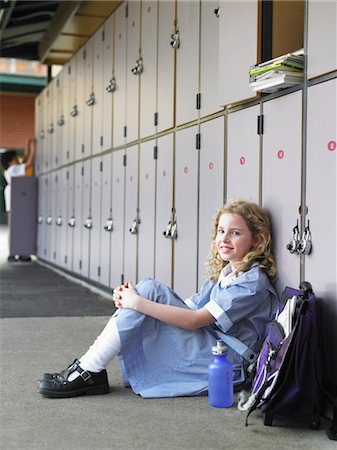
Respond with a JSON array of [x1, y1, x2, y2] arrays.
[[38, 200, 279, 399], [0, 137, 36, 261]]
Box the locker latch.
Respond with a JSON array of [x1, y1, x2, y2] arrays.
[[70, 105, 78, 117], [38, 215, 43, 224], [57, 115, 65, 126], [163, 220, 178, 240], [106, 77, 117, 93], [56, 216, 63, 226], [214, 6, 220, 17], [68, 216, 76, 228], [104, 218, 113, 232], [170, 30, 180, 49], [46, 216, 52, 225], [39, 130, 45, 139], [47, 123, 54, 134], [286, 221, 300, 254], [298, 221, 312, 255], [131, 57, 143, 75], [84, 217, 93, 229], [129, 217, 141, 234], [86, 93, 95, 106]]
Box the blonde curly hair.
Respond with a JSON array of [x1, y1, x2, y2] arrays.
[[205, 200, 277, 282]]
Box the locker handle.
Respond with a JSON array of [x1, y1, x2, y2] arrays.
[[38, 215, 43, 224], [286, 221, 300, 254], [47, 124, 54, 134], [104, 218, 113, 232], [84, 217, 93, 229], [57, 115, 65, 126], [131, 57, 143, 75], [163, 220, 172, 238], [68, 217, 76, 227], [46, 216, 52, 225], [129, 218, 141, 234], [56, 216, 63, 226], [170, 30, 180, 49], [163, 220, 178, 240], [106, 77, 116, 93], [85, 93, 95, 106], [298, 221, 312, 255], [70, 105, 78, 117]]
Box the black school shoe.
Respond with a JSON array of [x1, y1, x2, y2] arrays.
[[38, 359, 110, 398], [39, 359, 81, 382]]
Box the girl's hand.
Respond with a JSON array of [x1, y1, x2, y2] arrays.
[[112, 282, 139, 310]]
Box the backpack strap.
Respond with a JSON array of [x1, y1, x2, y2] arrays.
[[214, 328, 258, 364]]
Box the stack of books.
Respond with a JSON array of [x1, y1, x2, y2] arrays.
[[249, 49, 304, 93]]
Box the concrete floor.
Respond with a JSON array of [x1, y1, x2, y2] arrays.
[[0, 225, 335, 449]]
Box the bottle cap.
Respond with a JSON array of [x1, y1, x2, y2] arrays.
[[211, 339, 228, 355]]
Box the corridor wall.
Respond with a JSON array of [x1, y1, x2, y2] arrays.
[[35, 0, 336, 384]]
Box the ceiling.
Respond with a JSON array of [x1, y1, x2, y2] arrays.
[[0, 0, 122, 66]]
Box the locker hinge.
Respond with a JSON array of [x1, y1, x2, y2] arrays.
[[196, 93, 201, 110], [121, 273, 125, 284], [154, 112, 158, 126], [123, 154, 127, 166], [53, 251, 56, 260], [153, 145, 158, 160], [57, 78, 59, 87], [83, 49, 86, 60], [100, 136, 103, 147], [68, 65, 71, 75], [55, 174, 58, 182], [65, 255, 68, 264], [102, 29, 105, 41], [81, 166, 84, 176], [98, 266, 101, 277], [66, 170, 69, 180], [79, 260, 82, 269], [124, 126, 127, 138], [125, 3, 128, 17], [82, 144, 85, 153], [257, 115, 264, 135], [196, 133, 201, 150], [100, 161, 103, 171], [67, 150, 70, 160], [55, 156, 58, 165]]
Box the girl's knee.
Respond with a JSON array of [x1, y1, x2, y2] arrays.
[[136, 278, 168, 300]]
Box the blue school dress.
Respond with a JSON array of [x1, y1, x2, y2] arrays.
[[114, 264, 279, 398]]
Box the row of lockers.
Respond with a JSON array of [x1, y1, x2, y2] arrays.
[[37, 78, 336, 302], [35, 0, 336, 174]]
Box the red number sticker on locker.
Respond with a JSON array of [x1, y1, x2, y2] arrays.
[[130, 176, 133, 182], [277, 150, 285, 160], [184, 166, 189, 174], [148, 6, 151, 13], [209, 162, 214, 170], [145, 173, 149, 180], [162, 170, 166, 177], [327, 140, 336, 151], [240, 157, 245, 165]]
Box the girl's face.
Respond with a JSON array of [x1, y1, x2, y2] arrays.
[[216, 213, 258, 267]]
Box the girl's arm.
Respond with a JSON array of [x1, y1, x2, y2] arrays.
[[24, 138, 36, 169], [113, 282, 215, 331]]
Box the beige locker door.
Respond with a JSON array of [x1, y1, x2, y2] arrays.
[[140, 0, 158, 139], [44, 85, 53, 171], [227, 105, 260, 202], [68, 58, 77, 164], [110, 149, 126, 288], [43, 88, 49, 170], [157, 0, 175, 133], [81, 159, 92, 278], [102, 15, 114, 152], [57, 167, 68, 268], [200, 0, 221, 117], [174, 126, 199, 298], [83, 38, 94, 158], [262, 91, 302, 293], [66, 165, 75, 272], [35, 94, 43, 175], [37, 175, 46, 259], [126, 0, 141, 143], [55, 73, 64, 168], [113, 4, 127, 148], [138, 140, 156, 280], [50, 79, 58, 170], [100, 152, 113, 288], [89, 157, 102, 282], [175, 0, 200, 126], [124, 145, 139, 283], [75, 49, 85, 161], [308, 0, 337, 79], [218, 0, 258, 106], [198, 117, 225, 288], [73, 162, 83, 274], [155, 133, 174, 286], [60, 67, 69, 166], [305, 79, 337, 383], [92, 26, 104, 156]]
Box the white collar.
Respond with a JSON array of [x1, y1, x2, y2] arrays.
[[218, 264, 236, 288]]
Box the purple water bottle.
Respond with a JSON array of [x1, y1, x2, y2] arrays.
[[208, 340, 234, 408]]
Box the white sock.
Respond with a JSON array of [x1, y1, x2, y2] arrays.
[[68, 317, 121, 382]]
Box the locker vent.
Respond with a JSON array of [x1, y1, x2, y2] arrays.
[[79, 260, 82, 269], [65, 255, 67, 264], [154, 112, 158, 126], [68, 65, 71, 75], [121, 273, 125, 284], [81, 166, 84, 176], [153, 146, 158, 160], [66, 170, 69, 180], [100, 161, 103, 171], [123, 154, 127, 166], [102, 29, 105, 41], [98, 266, 101, 277], [82, 144, 85, 153], [124, 126, 127, 138], [100, 136, 103, 147], [67, 150, 70, 160], [83, 50, 86, 60]]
